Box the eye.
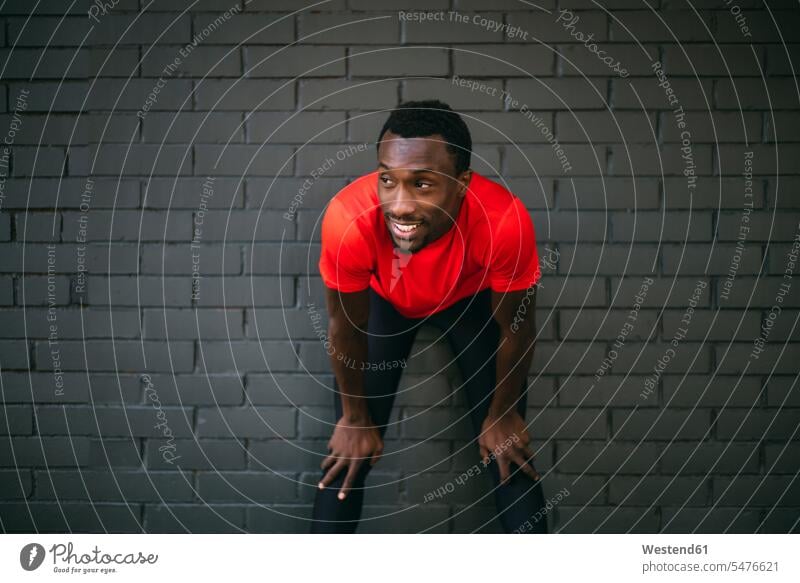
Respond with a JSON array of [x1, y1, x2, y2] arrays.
[[415, 181, 432, 189], [379, 175, 393, 185]]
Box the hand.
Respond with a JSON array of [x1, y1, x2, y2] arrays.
[[479, 411, 540, 484], [318, 415, 383, 501]]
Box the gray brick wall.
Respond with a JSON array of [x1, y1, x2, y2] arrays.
[[0, 0, 798, 534]]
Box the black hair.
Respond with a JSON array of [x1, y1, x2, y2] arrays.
[[376, 99, 472, 175]]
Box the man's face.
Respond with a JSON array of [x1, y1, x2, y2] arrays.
[[376, 130, 471, 254]]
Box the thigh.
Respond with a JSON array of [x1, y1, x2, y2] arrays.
[[332, 287, 419, 436], [433, 288, 528, 433]]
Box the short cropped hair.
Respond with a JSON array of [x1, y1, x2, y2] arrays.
[[376, 99, 472, 175]]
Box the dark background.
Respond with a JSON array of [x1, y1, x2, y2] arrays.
[[0, 0, 798, 533]]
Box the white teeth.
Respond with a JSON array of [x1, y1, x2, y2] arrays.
[[393, 221, 419, 232]]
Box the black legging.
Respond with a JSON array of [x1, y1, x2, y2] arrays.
[[310, 286, 548, 533]]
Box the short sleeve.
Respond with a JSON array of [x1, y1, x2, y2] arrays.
[[488, 198, 542, 293], [318, 197, 374, 292]]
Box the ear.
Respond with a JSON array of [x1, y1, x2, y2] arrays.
[[458, 169, 472, 195]]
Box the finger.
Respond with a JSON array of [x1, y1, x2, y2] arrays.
[[370, 447, 383, 466], [479, 445, 490, 466], [320, 453, 336, 471], [510, 449, 540, 481], [497, 457, 510, 485], [522, 447, 540, 479], [339, 461, 361, 501], [318, 459, 346, 489]]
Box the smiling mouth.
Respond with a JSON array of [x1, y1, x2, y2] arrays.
[[388, 219, 423, 238]]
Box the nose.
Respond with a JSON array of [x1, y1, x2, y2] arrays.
[[387, 187, 416, 219]]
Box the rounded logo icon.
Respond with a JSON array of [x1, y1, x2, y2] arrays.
[[20, 543, 46, 571]]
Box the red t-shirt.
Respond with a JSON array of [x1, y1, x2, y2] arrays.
[[318, 170, 541, 319]]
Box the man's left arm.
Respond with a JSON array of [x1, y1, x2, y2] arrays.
[[477, 286, 540, 483]]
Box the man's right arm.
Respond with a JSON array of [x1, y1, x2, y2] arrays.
[[318, 285, 384, 500], [324, 285, 370, 422]]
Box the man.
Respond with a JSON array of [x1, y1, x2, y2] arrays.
[[310, 100, 546, 533]]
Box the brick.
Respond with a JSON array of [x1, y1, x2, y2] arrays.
[[143, 309, 244, 340], [766, 375, 800, 406], [505, 144, 604, 176], [197, 406, 296, 438], [34, 470, 194, 501], [662, 375, 763, 407], [717, 409, 800, 440], [665, 177, 765, 210], [507, 11, 608, 42], [661, 441, 760, 474], [1, 503, 142, 533], [89, 14, 191, 45], [143, 177, 243, 209], [714, 476, 800, 507], [193, 13, 294, 44], [145, 504, 244, 533], [246, 46, 346, 77], [250, 439, 328, 472], [556, 110, 656, 142], [0, 470, 32, 498], [0, 308, 140, 339], [90, 79, 193, 111], [8, 17, 90, 46], [715, 344, 799, 375], [527, 407, 607, 439], [194, 277, 293, 307], [716, 78, 799, 110], [555, 440, 660, 474], [146, 439, 247, 470], [0, 406, 31, 435], [557, 375, 660, 407], [615, 210, 711, 242], [140, 243, 241, 275], [661, 506, 763, 533], [246, 111, 346, 143], [609, 476, 710, 506], [90, 144, 192, 176], [714, 10, 800, 43], [611, 409, 711, 440], [717, 144, 800, 176], [195, 145, 294, 176], [506, 78, 608, 110], [198, 471, 296, 502], [0, 340, 29, 369], [555, 505, 659, 533], [194, 79, 295, 110], [246, 373, 335, 406], [300, 79, 398, 110], [610, 11, 712, 42], [33, 340, 194, 372], [558, 43, 655, 76], [142, 112, 244, 143], [351, 46, 449, 76], [298, 14, 399, 44], [453, 44, 554, 77], [136, 373, 243, 405], [141, 46, 242, 77], [663, 243, 761, 275], [0, 437, 91, 467], [613, 78, 712, 110]]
